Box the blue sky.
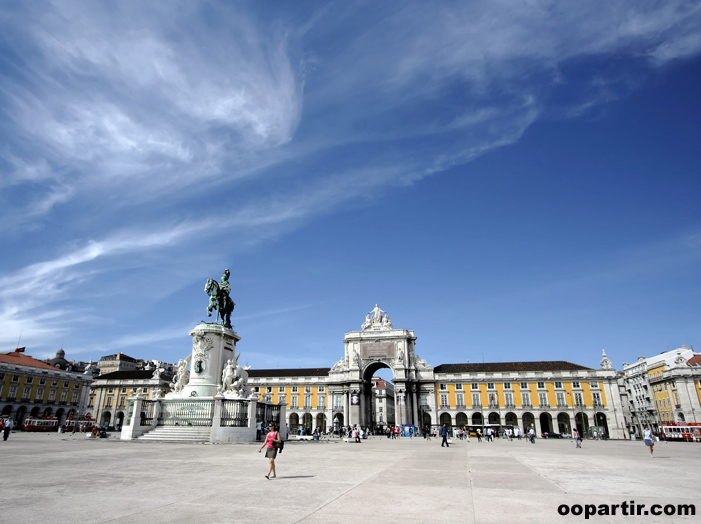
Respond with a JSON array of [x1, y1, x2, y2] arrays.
[[1, 1, 700, 372]]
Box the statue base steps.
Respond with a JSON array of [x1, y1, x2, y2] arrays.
[[137, 426, 211, 443]]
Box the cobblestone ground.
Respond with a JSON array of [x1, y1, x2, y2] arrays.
[[1, 432, 699, 523]]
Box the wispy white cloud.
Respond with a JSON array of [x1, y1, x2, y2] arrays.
[[1, 1, 700, 358]]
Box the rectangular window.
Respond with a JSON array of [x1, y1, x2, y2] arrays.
[[554, 382, 563, 388], [74, 383, 80, 389], [108, 388, 114, 393], [37, 387, 44, 399], [291, 386, 298, 393], [472, 393, 481, 407], [471, 383, 479, 390], [520, 382, 528, 389], [26, 377, 33, 384], [305, 386, 312, 393], [456, 393, 464, 407], [379, 406, 383, 412], [122, 388, 127, 393], [537, 382, 545, 389], [266, 387, 273, 393], [105, 396, 113, 407], [488, 392, 498, 407], [12, 375, 19, 382], [9, 385, 17, 398], [556, 392, 566, 407], [117, 397, 125, 408], [71, 392, 77, 403], [504, 393, 514, 407], [592, 393, 601, 406], [590, 382, 599, 388], [522, 392, 531, 407], [39, 378, 46, 385], [538, 392, 548, 407], [487, 382, 495, 389], [59, 390, 68, 402], [48, 389, 56, 401], [23, 386, 31, 398], [290, 397, 298, 409], [440, 394, 448, 407], [504, 383, 511, 389], [51, 380, 58, 386], [318, 386, 325, 392], [334, 395, 343, 408], [572, 381, 580, 388], [455, 383, 463, 390], [304, 396, 312, 408], [574, 393, 583, 407], [439, 383, 447, 390]]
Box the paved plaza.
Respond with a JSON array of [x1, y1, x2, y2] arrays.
[[1, 432, 698, 523]]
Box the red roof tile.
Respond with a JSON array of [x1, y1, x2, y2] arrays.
[[0, 352, 59, 370], [687, 355, 701, 367]]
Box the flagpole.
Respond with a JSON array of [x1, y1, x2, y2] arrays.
[[15, 327, 23, 351]]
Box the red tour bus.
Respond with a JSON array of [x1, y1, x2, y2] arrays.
[[660, 422, 701, 442], [65, 417, 96, 432], [23, 417, 59, 432]]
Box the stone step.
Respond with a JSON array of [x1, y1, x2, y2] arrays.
[[137, 426, 212, 442]]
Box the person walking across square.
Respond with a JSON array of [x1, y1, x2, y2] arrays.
[[258, 423, 281, 479], [440, 423, 449, 447]]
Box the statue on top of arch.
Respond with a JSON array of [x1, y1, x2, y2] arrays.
[[362, 304, 393, 331]]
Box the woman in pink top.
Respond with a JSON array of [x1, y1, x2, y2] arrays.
[[258, 423, 281, 479]]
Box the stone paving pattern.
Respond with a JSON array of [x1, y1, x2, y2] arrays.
[[1, 433, 699, 523]]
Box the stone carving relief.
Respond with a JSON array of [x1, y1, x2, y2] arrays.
[[600, 349, 613, 370], [192, 333, 214, 361], [674, 349, 687, 367]]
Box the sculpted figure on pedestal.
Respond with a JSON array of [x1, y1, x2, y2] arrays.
[[370, 304, 385, 323], [361, 314, 372, 330], [382, 314, 392, 329], [362, 305, 392, 331], [171, 356, 192, 392], [219, 359, 237, 394]]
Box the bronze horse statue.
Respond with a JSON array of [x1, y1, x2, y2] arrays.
[[205, 278, 235, 329]]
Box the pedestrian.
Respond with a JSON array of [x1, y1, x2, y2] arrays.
[[574, 429, 582, 448], [440, 423, 450, 447], [256, 419, 263, 441], [643, 426, 654, 457], [3, 419, 12, 441], [528, 427, 535, 444], [258, 423, 281, 479], [476, 428, 482, 442]]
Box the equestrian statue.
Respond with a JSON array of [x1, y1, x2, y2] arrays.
[[204, 268, 235, 329]]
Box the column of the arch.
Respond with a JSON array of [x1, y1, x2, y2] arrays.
[[411, 385, 419, 426], [343, 387, 349, 428]]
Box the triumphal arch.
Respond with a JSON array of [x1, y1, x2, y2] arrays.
[[326, 305, 435, 429]]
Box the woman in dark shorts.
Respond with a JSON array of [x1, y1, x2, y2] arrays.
[[259, 423, 281, 479]]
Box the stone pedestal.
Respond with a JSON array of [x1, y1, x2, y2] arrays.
[[180, 323, 240, 399]]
